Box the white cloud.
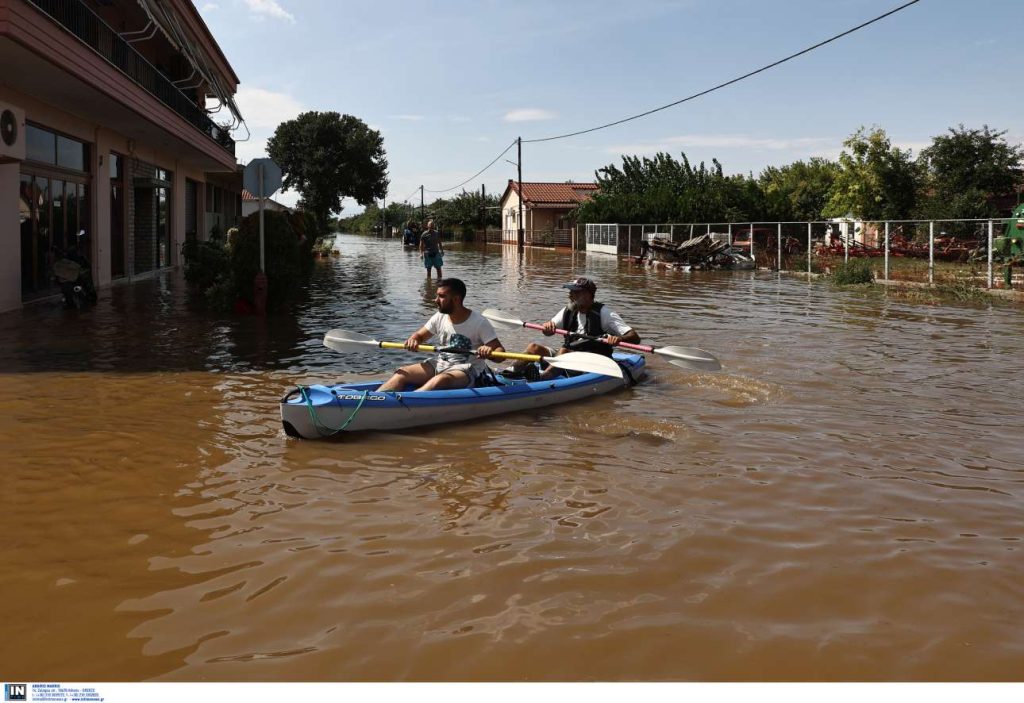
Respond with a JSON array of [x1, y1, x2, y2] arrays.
[[199, 3, 219, 13], [241, 0, 295, 23], [606, 134, 835, 155], [389, 114, 424, 121], [892, 140, 930, 154], [503, 108, 557, 122], [233, 87, 304, 130]]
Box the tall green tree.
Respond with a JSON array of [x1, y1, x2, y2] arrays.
[[823, 126, 920, 221], [267, 111, 388, 233], [428, 191, 500, 232], [575, 152, 764, 223], [916, 124, 1023, 220], [758, 158, 839, 221]]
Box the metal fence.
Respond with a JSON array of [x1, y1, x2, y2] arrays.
[[572, 218, 1023, 289]]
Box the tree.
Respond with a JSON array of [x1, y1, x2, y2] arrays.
[[428, 192, 500, 233], [267, 112, 388, 234], [916, 124, 1023, 220], [758, 158, 840, 222], [575, 152, 764, 224], [824, 126, 920, 221]]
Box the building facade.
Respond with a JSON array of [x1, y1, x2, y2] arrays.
[[499, 180, 598, 247], [1, 0, 244, 312]]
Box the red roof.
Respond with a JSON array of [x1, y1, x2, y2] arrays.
[[504, 180, 598, 207]]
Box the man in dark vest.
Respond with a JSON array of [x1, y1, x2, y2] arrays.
[[507, 276, 640, 380]]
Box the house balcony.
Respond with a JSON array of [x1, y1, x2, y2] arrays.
[[25, 0, 234, 155]]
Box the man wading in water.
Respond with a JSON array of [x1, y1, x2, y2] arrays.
[[420, 219, 444, 279]]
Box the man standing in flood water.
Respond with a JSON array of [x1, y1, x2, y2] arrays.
[[420, 219, 444, 279]]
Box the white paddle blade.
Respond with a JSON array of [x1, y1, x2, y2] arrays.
[[546, 351, 624, 379], [481, 308, 524, 330], [323, 329, 380, 353], [658, 345, 722, 372]]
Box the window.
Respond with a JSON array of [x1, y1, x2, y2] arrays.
[[26, 124, 89, 172]]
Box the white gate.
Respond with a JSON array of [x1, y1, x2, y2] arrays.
[[585, 223, 618, 255]]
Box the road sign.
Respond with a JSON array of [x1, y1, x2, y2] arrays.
[[243, 158, 282, 197]]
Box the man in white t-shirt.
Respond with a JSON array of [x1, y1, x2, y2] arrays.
[[507, 276, 640, 379], [378, 278, 505, 392]]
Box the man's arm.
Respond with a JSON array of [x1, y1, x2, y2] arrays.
[[477, 337, 505, 359], [602, 308, 640, 346], [404, 325, 433, 350]]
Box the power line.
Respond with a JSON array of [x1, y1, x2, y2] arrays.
[[400, 185, 420, 204], [523, 0, 921, 144], [423, 139, 518, 194]]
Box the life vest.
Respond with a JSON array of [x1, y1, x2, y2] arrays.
[[560, 302, 614, 356]]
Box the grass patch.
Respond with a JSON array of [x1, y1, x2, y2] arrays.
[[830, 259, 874, 285]]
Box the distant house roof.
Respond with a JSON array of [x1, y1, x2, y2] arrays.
[[242, 189, 291, 211], [501, 180, 599, 209]]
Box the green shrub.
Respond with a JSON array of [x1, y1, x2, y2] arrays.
[[183, 229, 230, 292], [831, 259, 874, 285], [231, 210, 302, 311], [204, 278, 236, 312]]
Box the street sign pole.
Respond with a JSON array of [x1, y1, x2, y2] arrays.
[[243, 157, 281, 316], [258, 162, 266, 272]]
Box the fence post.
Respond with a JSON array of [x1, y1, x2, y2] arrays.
[[750, 223, 755, 267], [807, 221, 812, 276], [988, 220, 994, 289], [727, 224, 732, 247], [777, 222, 782, 272], [928, 221, 934, 285], [844, 224, 849, 263], [884, 222, 890, 282]]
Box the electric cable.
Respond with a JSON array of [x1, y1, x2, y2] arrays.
[[523, 0, 921, 144]]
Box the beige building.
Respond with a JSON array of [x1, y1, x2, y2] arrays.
[[1, 0, 244, 312], [499, 180, 598, 247], [241, 189, 291, 218]]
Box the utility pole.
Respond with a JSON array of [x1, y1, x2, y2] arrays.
[[420, 185, 424, 222], [481, 184, 486, 241], [382, 198, 386, 238], [517, 136, 524, 250]]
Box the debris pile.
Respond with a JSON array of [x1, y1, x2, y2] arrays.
[[637, 234, 752, 270]]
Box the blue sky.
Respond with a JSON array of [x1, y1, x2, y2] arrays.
[[197, 0, 1023, 212]]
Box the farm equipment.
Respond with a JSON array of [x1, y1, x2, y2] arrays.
[[994, 203, 1024, 287]]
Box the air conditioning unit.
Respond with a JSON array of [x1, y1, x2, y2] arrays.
[[0, 102, 26, 163]]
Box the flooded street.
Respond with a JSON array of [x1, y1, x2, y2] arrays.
[[1, 233, 1022, 681]]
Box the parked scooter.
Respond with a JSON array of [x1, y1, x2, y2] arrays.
[[53, 241, 97, 309]]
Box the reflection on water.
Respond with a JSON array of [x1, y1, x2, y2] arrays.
[[1, 234, 1023, 681]]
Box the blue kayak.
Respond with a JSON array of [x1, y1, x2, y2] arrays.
[[281, 353, 645, 438]]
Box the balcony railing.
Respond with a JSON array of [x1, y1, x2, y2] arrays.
[[27, 0, 235, 156]]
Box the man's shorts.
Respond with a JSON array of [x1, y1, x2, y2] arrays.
[[424, 358, 481, 387], [423, 252, 443, 269]]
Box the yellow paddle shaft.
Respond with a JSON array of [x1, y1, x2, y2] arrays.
[[378, 341, 544, 363]]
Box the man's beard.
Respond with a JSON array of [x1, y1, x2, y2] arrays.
[[566, 298, 578, 312]]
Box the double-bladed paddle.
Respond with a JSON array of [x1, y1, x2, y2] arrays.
[[482, 307, 722, 372], [323, 328, 624, 379]]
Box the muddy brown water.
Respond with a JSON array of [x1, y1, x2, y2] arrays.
[[1, 234, 1022, 681]]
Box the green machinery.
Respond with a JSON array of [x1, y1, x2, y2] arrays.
[[996, 203, 1024, 287]]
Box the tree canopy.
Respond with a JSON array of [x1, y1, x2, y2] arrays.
[[267, 111, 388, 233], [823, 126, 920, 221], [759, 158, 839, 222], [916, 124, 1024, 220], [575, 153, 764, 224]]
